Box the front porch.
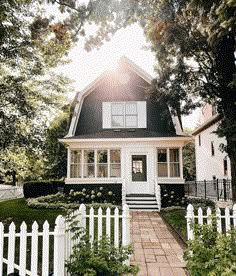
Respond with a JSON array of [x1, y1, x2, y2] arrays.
[[64, 139, 189, 209]]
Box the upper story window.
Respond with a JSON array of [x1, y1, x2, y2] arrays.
[[211, 141, 215, 156], [198, 135, 201, 146], [103, 101, 146, 129], [111, 102, 138, 128], [223, 157, 228, 176]]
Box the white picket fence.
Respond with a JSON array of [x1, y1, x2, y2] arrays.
[[0, 204, 130, 276], [186, 203, 236, 240], [0, 185, 23, 201]]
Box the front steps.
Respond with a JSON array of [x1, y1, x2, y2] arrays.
[[125, 194, 159, 211]]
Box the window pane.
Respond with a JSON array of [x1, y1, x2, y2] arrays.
[[83, 164, 95, 178], [70, 164, 81, 178], [125, 115, 137, 127], [97, 164, 108, 177], [110, 150, 120, 163], [112, 103, 124, 115], [126, 103, 137, 114], [157, 149, 167, 162], [84, 150, 94, 163], [97, 150, 107, 163], [112, 115, 124, 127], [170, 163, 180, 177], [71, 150, 81, 163], [169, 149, 179, 162], [158, 163, 168, 177], [110, 164, 121, 177]]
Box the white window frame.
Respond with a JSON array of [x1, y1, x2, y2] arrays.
[[157, 148, 181, 178], [111, 102, 138, 128], [70, 149, 121, 179]]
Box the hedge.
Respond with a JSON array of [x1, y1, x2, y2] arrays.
[[23, 180, 65, 198]]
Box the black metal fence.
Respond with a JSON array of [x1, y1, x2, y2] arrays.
[[185, 179, 232, 201]]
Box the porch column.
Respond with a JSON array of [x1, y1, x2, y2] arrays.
[[180, 147, 183, 179], [67, 147, 71, 179]]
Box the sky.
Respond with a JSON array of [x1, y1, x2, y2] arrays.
[[54, 20, 200, 130]]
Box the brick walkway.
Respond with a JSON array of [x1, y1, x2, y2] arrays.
[[130, 211, 187, 276]]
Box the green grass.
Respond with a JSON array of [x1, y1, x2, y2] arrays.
[[0, 198, 65, 231], [161, 207, 187, 242]]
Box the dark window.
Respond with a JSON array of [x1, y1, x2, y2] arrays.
[[132, 155, 147, 182], [224, 157, 228, 176], [211, 142, 215, 156], [198, 135, 201, 146]]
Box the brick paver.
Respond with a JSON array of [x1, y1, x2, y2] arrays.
[[130, 211, 187, 276]]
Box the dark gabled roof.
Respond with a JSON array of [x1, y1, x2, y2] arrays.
[[64, 129, 189, 139]]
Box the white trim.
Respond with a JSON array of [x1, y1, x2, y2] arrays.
[[60, 136, 192, 144]]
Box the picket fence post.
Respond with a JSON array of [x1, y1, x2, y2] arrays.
[[54, 215, 65, 276], [42, 221, 49, 276], [31, 221, 39, 275], [114, 207, 119, 248], [7, 222, 16, 275], [122, 204, 130, 246], [106, 207, 111, 240], [186, 204, 194, 240], [19, 222, 27, 276]]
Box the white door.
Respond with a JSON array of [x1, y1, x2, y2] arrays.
[[125, 149, 153, 195]]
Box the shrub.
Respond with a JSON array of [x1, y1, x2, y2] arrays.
[[65, 219, 139, 276], [184, 222, 236, 275], [64, 184, 122, 204], [23, 179, 64, 198]]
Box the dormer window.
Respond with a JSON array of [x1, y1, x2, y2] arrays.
[[111, 102, 138, 128], [103, 101, 147, 129]]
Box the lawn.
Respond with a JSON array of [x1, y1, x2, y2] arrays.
[[160, 207, 187, 242], [0, 198, 65, 231]]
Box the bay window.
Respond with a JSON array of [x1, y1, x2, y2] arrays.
[[157, 148, 180, 178], [70, 149, 121, 178]]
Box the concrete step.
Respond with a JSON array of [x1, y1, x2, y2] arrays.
[[126, 194, 155, 198], [126, 197, 156, 201], [126, 200, 157, 204], [128, 204, 159, 210]]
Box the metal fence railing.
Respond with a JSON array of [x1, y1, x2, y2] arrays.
[[184, 179, 232, 201]]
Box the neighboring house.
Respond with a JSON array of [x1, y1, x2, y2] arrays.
[[192, 104, 231, 181], [60, 57, 191, 210]]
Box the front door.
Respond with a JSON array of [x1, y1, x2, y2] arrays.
[[126, 152, 150, 194], [132, 155, 147, 182]]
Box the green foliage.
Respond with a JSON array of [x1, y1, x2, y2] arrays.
[[65, 184, 122, 204], [23, 179, 65, 198], [65, 225, 138, 276], [183, 142, 196, 181], [184, 223, 236, 275], [43, 107, 71, 179]]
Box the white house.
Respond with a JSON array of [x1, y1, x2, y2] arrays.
[[60, 57, 191, 209], [192, 104, 231, 181]]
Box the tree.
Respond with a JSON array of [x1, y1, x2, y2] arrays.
[[143, 0, 236, 199], [183, 142, 196, 181], [0, 0, 92, 182], [43, 106, 71, 179]]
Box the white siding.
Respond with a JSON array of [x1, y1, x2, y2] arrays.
[[195, 122, 231, 181]]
